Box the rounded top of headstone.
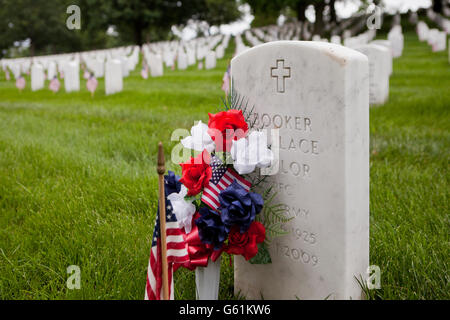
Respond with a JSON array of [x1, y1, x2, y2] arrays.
[[353, 43, 391, 53], [232, 40, 368, 67]]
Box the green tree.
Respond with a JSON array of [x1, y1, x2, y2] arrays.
[[109, 0, 241, 45], [245, 0, 286, 27], [0, 0, 78, 57]]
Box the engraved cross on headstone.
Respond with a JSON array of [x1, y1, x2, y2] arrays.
[[271, 59, 291, 93]]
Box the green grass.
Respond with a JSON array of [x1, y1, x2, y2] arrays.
[[0, 32, 449, 300]]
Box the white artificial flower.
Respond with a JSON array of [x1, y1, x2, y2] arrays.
[[230, 130, 274, 175], [167, 185, 196, 233], [181, 120, 215, 153]]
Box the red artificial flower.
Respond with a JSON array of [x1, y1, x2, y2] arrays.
[[179, 149, 212, 196], [207, 109, 248, 152], [224, 221, 265, 260]]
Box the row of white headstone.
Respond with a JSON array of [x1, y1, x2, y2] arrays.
[[29, 60, 80, 92], [1, 32, 230, 95], [427, 8, 450, 34], [1, 44, 140, 95], [142, 34, 230, 74], [235, 21, 396, 107], [417, 21, 448, 53]]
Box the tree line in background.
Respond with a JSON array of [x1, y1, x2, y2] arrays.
[[0, 0, 241, 58], [0, 0, 447, 58]]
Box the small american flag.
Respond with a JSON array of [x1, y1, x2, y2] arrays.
[[141, 65, 148, 79], [145, 180, 190, 300], [16, 76, 26, 91], [201, 155, 251, 210], [49, 77, 60, 92], [86, 75, 98, 95]]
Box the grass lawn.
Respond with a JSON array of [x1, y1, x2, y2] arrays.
[[0, 32, 448, 300]]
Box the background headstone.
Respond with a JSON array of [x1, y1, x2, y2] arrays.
[[105, 59, 123, 95], [31, 63, 45, 91], [64, 60, 80, 92], [355, 44, 390, 105]]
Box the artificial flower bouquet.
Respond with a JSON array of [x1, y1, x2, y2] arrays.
[[166, 101, 282, 270]]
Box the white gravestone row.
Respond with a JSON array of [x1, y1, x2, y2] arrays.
[[232, 41, 369, 300], [246, 23, 373, 48]]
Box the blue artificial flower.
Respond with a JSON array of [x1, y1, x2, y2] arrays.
[[219, 180, 264, 233], [165, 170, 182, 197], [195, 207, 228, 249]]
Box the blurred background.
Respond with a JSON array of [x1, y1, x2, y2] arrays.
[[0, 0, 445, 59]]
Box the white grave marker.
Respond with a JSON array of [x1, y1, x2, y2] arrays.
[[231, 41, 369, 300], [64, 60, 80, 92], [371, 40, 393, 75], [355, 44, 390, 105], [105, 59, 123, 95], [205, 51, 217, 70], [31, 63, 45, 91]]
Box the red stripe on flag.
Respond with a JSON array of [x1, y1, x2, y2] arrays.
[[227, 169, 252, 189], [166, 228, 183, 236], [167, 242, 187, 250]]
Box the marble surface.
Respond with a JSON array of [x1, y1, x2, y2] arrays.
[[64, 60, 80, 93], [370, 40, 393, 75], [205, 51, 217, 70], [231, 41, 369, 300], [105, 59, 123, 95], [354, 44, 390, 105], [31, 63, 45, 91]]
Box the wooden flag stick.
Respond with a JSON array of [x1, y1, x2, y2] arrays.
[[157, 142, 170, 300]]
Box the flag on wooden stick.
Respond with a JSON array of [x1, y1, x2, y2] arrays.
[[144, 188, 190, 300], [145, 143, 189, 300]]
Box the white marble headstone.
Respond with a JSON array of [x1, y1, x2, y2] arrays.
[[31, 63, 45, 91], [148, 54, 163, 77], [231, 41, 369, 300], [427, 29, 439, 46], [215, 45, 225, 59], [47, 61, 57, 80], [205, 51, 217, 69], [370, 40, 393, 75], [330, 35, 341, 44], [354, 44, 390, 105], [105, 59, 123, 95], [387, 32, 404, 58], [64, 60, 80, 92], [417, 22, 429, 41], [432, 32, 446, 52], [177, 51, 188, 70], [11, 63, 21, 79]]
